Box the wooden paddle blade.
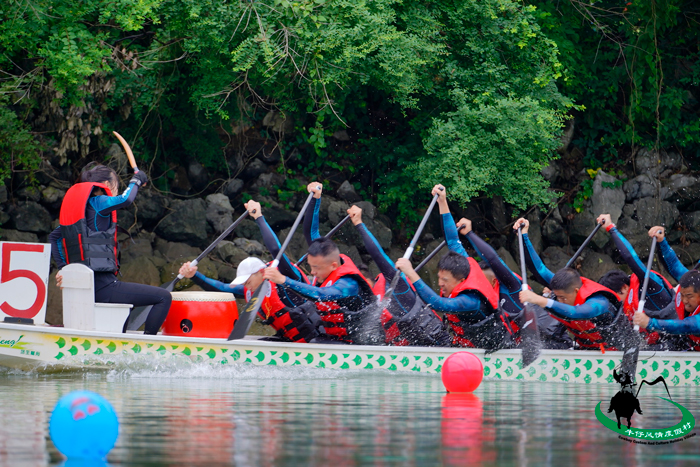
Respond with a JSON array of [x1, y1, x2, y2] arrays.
[[520, 303, 542, 367], [228, 281, 271, 340]]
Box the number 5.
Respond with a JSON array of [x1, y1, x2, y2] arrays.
[[1, 243, 46, 318]]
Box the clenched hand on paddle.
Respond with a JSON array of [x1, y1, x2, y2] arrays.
[[227, 185, 318, 340]]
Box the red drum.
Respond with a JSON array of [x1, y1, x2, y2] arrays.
[[162, 292, 238, 338]]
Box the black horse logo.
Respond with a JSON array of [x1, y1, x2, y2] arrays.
[[608, 369, 671, 429]]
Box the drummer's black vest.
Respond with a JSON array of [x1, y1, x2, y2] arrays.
[[59, 182, 119, 274]]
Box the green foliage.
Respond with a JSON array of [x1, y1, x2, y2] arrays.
[[529, 0, 700, 167], [0, 97, 43, 186], [1, 0, 572, 219], [421, 95, 563, 210]]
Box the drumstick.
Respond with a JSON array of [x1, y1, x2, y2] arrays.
[[112, 131, 139, 172]]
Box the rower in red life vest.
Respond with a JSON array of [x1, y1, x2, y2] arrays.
[[263, 235, 379, 345], [49, 163, 171, 334], [179, 256, 321, 343], [430, 184, 570, 349], [261, 182, 382, 345], [634, 270, 700, 350], [347, 205, 451, 347], [518, 267, 641, 352], [395, 251, 512, 350], [598, 269, 681, 349]]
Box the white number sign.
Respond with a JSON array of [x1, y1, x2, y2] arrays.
[[0, 242, 51, 324]]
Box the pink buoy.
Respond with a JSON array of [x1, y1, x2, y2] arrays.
[[441, 352, 484, 393]]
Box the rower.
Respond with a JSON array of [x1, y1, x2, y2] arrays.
[[49, 163, 171, 334], [633, 270, 700, 350], [518, 268, 639, 353], [259, 182, 379, 344], [347, 205, 451, 347], [395, 250, 511, 350], [431, 184, 570, 349], [178, 255, 321, 343], [244, 199, 325, 338]]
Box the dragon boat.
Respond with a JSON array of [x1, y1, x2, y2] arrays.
[[2, 240, 700, 385], [0, 323, 699, 386]]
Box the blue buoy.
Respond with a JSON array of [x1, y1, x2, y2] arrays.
[[49, 391, 119, 460]]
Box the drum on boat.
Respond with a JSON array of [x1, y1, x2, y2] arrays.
[[162, 292, 238, 338]]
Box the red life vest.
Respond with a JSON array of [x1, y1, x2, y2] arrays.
[[373, 274, 386, 298], [674, 287, 689, 320], [59, 182, 119, 274], [624, 271, 673, 345], [672, 288, 700, 350], [313, 254, 377, 343], [552, 278, 620, 350], [443, 258, 506, 348], [244, 264, 318, 343]]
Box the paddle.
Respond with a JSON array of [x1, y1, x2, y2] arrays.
[[415, 240, 445, 272], [296, 214, 351, 265], [565, 222, 603, 268], [228, 191, 316, 340], [633, 233, 660, 332], [517, 225, 542, 367], [125, 210, 251, 331], [414, 223, 465, 272], [383, 188, 443, 300]]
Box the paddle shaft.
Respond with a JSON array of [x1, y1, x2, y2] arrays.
[[517, 227, 529, 290], [415, 240, 445, 272], [565, 223, 603, 268], [404, 189, 442, 260], [297, 214, 351, 265], [385, 189, 443, 294], [414, 222, 465, 272], [634, 234, 659, 331], [174, 210, 251, 281], [228, 191, 317, 340]]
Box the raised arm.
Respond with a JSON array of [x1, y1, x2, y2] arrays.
[[649, 227, 689, 282], [514, 218, 553, 286], [598, 215, 667, 296], [303, 182, 323, 245], [88, 181, 140, 215], [245, 200, 302, 282]]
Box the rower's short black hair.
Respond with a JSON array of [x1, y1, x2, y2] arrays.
[[479, 260, 492, 271], [598, 270, 630, 294], [679, 270, 700, 293], [550, 268, 583, 292], [438, 251, 470, 281], [307, 237, 340, 259]]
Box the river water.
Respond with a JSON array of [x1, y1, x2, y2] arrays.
[[0, 359, 699, 466]]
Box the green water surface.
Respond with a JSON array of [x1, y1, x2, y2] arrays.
[[0, 362, 698, 466]]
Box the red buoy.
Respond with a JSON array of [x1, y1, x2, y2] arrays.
[[441, 352, 483, 393]]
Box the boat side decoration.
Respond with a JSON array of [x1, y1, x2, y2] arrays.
[[0, 323, 699, 386]]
